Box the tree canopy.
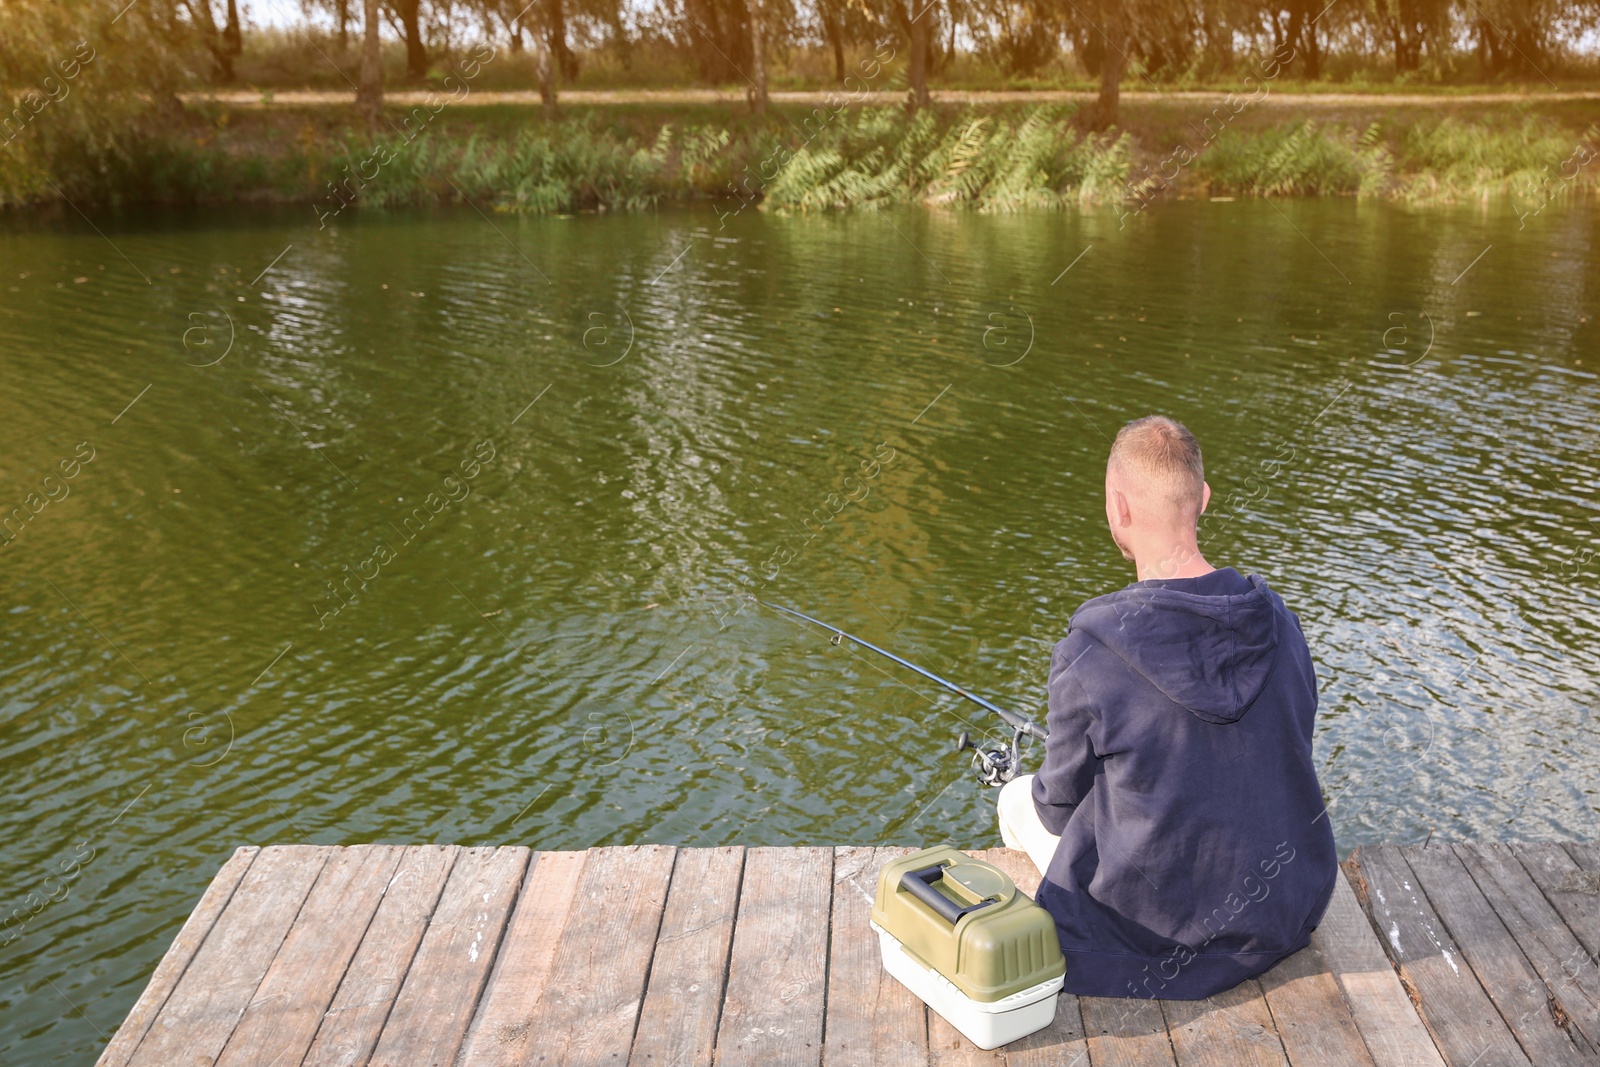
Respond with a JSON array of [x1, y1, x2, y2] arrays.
[[2, 0, 1598, 171]]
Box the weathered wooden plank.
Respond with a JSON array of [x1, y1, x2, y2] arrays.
[[1161, 979, 1291, 1067], [368, 845, 530, 1067], [524, 844, 677, 1065], [823, 846, 928, 1067], [1516, 843, 1600, 963], [627, 846, 744, 1067], [457, 849, 588, 1067], [1402, 843, 1591, 1065], [125, 845, 328, 1067], [927, 1012, 1007, 1067], [1078, 996, 1177, 1067], [1257, 941, 1377, 1067], [715, 846, 834, 1067], [1566, 842, 1600, 875], [974, 849, 1090, 1067], [301, 844, 460, 1067], [1562, 841, 1600, 964], [115, 840, 1600, 1067], [1312, 872, 1446, 1067], [94, 846, 260, 1067], [214, 845, 405, 1067], [1347, 846, 1532, 1067], [1454, 843, 1600, 1055]]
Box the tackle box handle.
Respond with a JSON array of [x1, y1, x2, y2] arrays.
[[900, 863, 998, 925]]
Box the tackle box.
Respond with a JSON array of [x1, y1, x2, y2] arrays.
[[870, 846, 1066, 1050]]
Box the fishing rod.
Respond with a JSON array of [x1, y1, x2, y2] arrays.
[[757, 600, 1047, 786]]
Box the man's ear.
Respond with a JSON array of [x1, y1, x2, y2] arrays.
[[1112, 486, 1133, 526], [1199, 481, 1211, 515]]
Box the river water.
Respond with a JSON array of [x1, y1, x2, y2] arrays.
[[2, 199, 1598, 1063]]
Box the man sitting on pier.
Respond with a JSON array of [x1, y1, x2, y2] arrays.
[[996, 414, 1338, 1000]]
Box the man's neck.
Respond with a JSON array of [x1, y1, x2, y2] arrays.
[[1134, 543, 1214, 583]]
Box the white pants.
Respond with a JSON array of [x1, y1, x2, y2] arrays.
[[996, 773, 1062, 877]]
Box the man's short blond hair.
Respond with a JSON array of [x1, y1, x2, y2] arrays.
[[1108, 415, 1205, 519]]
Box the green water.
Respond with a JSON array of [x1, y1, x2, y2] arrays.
[[2, 199, 1598, 1063]]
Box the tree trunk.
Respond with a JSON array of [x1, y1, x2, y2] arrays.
[[188, 0, 232, 82], [821, 2, 845, 84], [547, 0, 578, 81], [907, 0, 931, 111], [1094, 0, 1126, 128], [1283, 0, 1319, 78], [1285, 1, 1305, 67], [1199, 5, 1229, 74], [536, 42, 556, 113], [523, 3, 556, 115], [396, 0, 427, 80], [746, 0, 768, 113], [337, 0, 349, 47], [357, 0, 383, 126], [1480, 18, 1512, 74], [1506, 17, 1543, 75], [608, 7, 632, 69], [223, 0, 242, 62]]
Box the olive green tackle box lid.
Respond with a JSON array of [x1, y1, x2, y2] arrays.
[[870, 845, 1065, 1004]]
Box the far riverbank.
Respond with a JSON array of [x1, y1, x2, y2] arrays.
[[6, 95, 1597, 216]]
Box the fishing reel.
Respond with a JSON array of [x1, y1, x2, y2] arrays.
[[956, 727, 1025, 787]]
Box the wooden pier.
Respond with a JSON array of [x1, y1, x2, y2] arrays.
[[93, 841, 1598, 1066]]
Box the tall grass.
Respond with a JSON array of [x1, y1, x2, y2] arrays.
[[763, 107, 1131, 211], [1190, 120, 1391, 196], [1191, 114, 1594, 201], [317, 107, 1133, 214], [1398, 116, 1592, 200], [5, 105, 1596, 213]]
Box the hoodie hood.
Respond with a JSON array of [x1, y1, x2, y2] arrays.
[[1070, 569, 1281, 724]]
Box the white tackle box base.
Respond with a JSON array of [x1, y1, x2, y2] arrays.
[[870, 921, 1064, 1050]]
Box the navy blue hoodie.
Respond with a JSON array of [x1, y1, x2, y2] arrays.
[[1031, 566, 1337, 1000]]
